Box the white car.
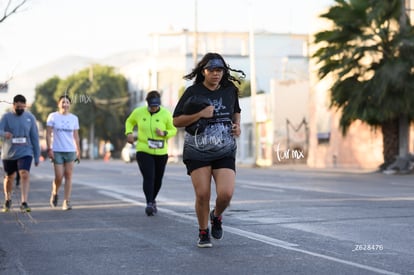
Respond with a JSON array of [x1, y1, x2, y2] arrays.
[[121, 142, 136, 163]]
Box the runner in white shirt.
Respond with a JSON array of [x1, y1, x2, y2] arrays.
[[46, 95, 80, 210]]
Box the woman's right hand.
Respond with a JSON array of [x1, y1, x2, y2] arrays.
[[4, 132, 12, 139], [200, 105, 214, 118]]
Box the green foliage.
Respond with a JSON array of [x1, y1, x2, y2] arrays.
[[312, 0, 414, 134], [237, 80, 265, 98], [178, 86, 186, 99], [31, 76, 61, 127], [238, 81, 251, 98], [33, 64, 130, 151]]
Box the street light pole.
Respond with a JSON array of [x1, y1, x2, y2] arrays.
[[193, 0, 198, 66], [249, 1, 259, 166], [89, 65, 95, 160], [386, 0, 411, 171]]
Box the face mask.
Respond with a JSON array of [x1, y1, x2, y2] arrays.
[[15, 109, 24, 116]]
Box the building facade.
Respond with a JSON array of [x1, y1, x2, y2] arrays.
[[118, 30, 310, 165]]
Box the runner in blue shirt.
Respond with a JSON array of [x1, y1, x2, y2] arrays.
[[0, 94, 40, 212]]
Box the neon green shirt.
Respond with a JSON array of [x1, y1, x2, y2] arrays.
[[125, 106, 177, 155]]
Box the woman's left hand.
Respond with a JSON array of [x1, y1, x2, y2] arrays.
[[231, 123, 241, 137], [47, 149, 54, 160]]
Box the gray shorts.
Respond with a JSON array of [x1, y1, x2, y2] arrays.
[[53, 151, 76, 164]]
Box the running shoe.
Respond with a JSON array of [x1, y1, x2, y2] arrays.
[[198, 229, 212, 248], [2, 200, 11, 212], [210, 209, 223, 240], [152, 200, 157, 214], [20, 202, 31, 212], [50, 193, 58, 208], [62, 200, 72, 211], [145, 202, 154, 216]]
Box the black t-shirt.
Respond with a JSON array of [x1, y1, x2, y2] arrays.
[[173, 82, 241, 161]]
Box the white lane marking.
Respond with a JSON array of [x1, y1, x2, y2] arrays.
[[241, 185, 285, 193], [237, 179, 414, 201], [276, 245, 400, 275], [98, 190, 297, 248], [97, 188, 399, 275]]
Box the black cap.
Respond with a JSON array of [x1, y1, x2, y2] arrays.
[[147, 97, 161, 107], [203, 58, 225, 70]]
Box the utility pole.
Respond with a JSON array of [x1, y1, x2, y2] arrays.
[[89, 65, 95, 160], [388, 0, 411, 172], [249, 1, 259, 166], [193, 0, 199, 66]]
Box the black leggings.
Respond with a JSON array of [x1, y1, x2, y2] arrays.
[[136, 152, 168, 204]]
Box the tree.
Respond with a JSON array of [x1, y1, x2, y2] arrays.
[[33, 65, 130, 156], [0, 0, 27, 23], [238, 81, 251, 98], [31, 76, 61, 127], [237, 80, 265, 98], [312, 0, 414, 170]]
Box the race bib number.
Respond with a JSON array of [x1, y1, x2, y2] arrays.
[[148, 139, 164, 149], [12, 137, 27, 144]]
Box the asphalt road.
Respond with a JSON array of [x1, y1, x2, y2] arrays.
[[0, 160, 413, 275]]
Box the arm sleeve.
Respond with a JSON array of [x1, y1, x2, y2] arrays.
[[30, 116, 41, 163], [164, 111, 177, 139], [0, 115, 6, 137], [173, 88, 193, 117], [74, 115, 80, 130], [234, 88, 241, 113], [46, 113, 54, 127], [125, 109, 137, 135]]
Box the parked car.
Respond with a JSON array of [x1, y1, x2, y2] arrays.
[[121, 142, 136, 163]]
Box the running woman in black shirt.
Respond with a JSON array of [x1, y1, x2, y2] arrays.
[[173, 52, 245, 248]]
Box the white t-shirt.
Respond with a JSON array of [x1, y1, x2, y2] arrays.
[[46, 112, 79, 152]]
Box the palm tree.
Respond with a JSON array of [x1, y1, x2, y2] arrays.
[[312, 0, 414, 170]]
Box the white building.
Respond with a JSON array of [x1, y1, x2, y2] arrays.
[[118, 30, 310, 165]]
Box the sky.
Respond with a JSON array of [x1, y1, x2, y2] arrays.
[[0, 0, 333, 80]]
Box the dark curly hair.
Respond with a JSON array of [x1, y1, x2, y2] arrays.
[[183, 52, 246, 87]]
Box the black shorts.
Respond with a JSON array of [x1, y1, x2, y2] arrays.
[[2, 156, 33, 175], [184, 156, 236, 175]]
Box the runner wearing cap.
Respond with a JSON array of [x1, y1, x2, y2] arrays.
[[125, 90, 177, 216]]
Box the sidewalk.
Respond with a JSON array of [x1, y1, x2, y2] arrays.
[[237, 162, 381, 175]]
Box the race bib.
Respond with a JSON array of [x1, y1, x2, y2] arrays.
[[148, 139, 164, 149], [12, 137, 27, 144]]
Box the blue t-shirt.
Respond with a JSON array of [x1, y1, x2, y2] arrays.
[[0, 111, 40, 163]]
